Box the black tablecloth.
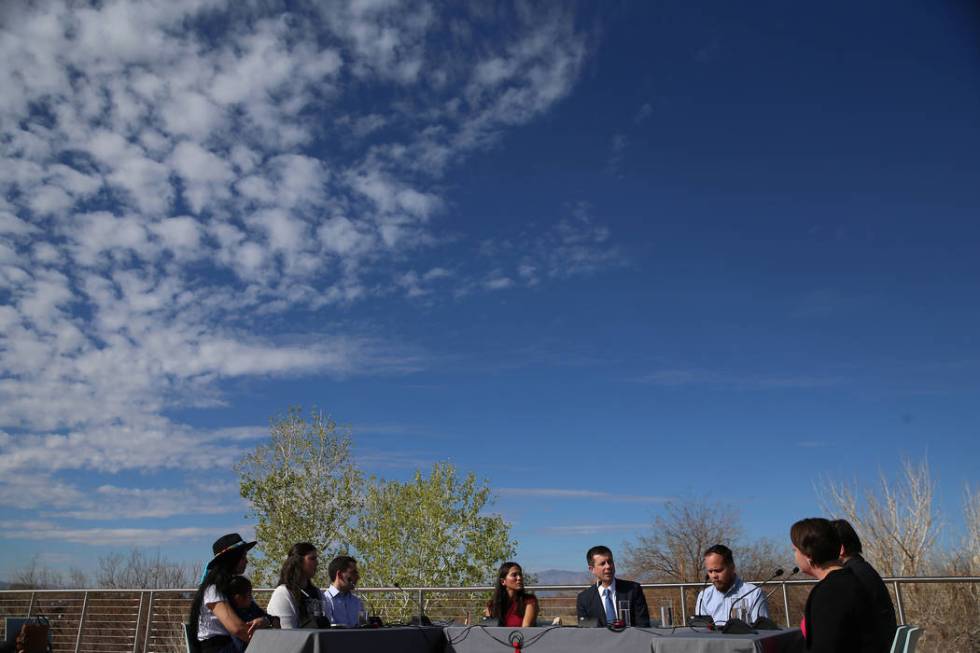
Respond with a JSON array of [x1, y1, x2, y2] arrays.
[[247, 626, 446, 653]]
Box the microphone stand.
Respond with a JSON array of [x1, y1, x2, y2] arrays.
[[394, 583, 431, 626], [722, 568, 783, 634], [752, 566, 800, 630], [359, 593, 383, 628], [688, 574, 714, 628]]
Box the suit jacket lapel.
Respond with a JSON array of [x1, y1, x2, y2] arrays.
[[597, 584, 610, 625]]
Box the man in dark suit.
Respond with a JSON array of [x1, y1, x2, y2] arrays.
[[576, 545, 651, 627]]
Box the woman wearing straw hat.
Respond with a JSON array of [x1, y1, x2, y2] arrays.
[[188, 534, 271, 653]]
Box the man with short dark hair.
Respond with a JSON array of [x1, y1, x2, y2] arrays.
[[694, 544, 770, 625], [832, 519, 897, 652], [576, 545, 651, 627], [324, 555, 364, 627]]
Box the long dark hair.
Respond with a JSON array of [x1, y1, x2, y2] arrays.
[[488, 562, 532, 625], [187, 548, 247, 633], [278, 542, 321, 619]]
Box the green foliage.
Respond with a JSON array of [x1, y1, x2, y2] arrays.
[[353, 462, 515, 588], [236, 409, 516, 612], [236, 408, 363, 585], [351, 462, 514, 621]]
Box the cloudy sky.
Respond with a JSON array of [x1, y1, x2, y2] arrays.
[[2, 0, 978, 578]]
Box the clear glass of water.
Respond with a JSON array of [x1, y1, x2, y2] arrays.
[[732, 599, 747, 622], [660, 604, 673, 627], [617, 600, 632, 627]]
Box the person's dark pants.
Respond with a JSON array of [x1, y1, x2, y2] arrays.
[[199, 635, 237, 653]]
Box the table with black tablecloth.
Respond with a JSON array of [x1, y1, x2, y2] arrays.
[[443, 625, 803, 653], [246, 625, 446, 653]]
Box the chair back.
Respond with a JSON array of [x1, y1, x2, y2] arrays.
[[183, 624, 201, 653], [889, 625, 910, 653], [903, 626, 923, 653], [4, 619, 29, 645]]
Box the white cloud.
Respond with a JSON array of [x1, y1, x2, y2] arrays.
[[161, 91, 223, 139], [497, 488, 669, 503], [0, 0, 593, 532], [169, 141, 234, 214], [634, 102, 653, 123], [635, 368, 845, 390], [318, 216, 375, 257], [484, 276, 514, 290], [150, 216, 203, 256], [0, 522, 240, 547], [536, 523, 649, 536], [472, 202, 622, 289]]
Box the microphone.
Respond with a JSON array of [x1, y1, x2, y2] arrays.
[[696, 573, 709, 615], [722, 568, 783, 634], [766, 567, 800, 602], [761, 566, 799, 605], [729, 568, 783, 616], [688, 574, 714, 628]]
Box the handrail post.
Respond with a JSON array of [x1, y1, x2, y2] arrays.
[[417, 589, 424, 623], [74, 591, 89, 653], [679, 586, 687, 625], [132, 592, 146, 653], [141, 591, 155, 653], [27, 592, 36, 618], [893, 580, 906, 625], [781, 582, 791, 628]]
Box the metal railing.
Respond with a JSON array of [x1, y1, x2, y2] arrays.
[[1, 576, 976, 653]]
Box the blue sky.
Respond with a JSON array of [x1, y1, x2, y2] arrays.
[[1, 0, 978, 580]]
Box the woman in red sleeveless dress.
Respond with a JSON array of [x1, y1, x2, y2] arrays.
[[484, 562, 539, 627]]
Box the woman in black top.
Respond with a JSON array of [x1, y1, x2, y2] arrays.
[[832, 519, 898, 652], [790, 518, 877, 653]]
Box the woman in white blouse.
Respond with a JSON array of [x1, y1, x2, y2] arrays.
[[188, 533, 270, 653], [266, 543, 330, 628]]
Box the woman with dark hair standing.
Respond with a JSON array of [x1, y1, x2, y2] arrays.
[[266, 543, 330, 628], [484, 562, 539, 627], [791, 518, 877, 653], [188, 533, 270, 653]]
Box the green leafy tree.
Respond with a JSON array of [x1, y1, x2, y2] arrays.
[[352, 462, 515, 619], [236, 408, 363, 585]]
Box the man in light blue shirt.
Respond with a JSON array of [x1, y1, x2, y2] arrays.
[[694, 544, 770, 625], [324, 555, 365, 627]]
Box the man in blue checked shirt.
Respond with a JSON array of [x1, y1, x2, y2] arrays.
[[694, 544, 771, 626], [324, 556, 365, 627]]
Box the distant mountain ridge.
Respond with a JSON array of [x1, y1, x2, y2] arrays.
[[529, 569, 592, 586]]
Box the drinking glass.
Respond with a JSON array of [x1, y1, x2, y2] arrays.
[[732, 599, 748, 622], [617, 600, 632, 627], [659, 604, 673, 627]]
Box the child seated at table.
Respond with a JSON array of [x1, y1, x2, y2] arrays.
[[228, 576, 278, 651]]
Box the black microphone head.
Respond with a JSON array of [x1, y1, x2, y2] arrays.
[[774, 568, 784, 576], [791, 566, 799, 574]]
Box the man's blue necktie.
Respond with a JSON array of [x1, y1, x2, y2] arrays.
[[603, 588, 616, 623]]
